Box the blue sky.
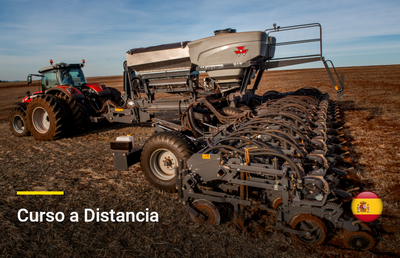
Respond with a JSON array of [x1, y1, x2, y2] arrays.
[[0, 0, 399, 81]]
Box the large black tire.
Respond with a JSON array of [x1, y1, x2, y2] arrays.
[[107, 87, 123, 106], [55, 92, 87, 131], [26, 95, 71, 141], [140, 131, 195, 192], [95, 87, 123, 113], [8, 107, 30, 137]]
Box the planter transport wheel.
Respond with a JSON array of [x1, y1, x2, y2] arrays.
[[140, 131, 195, 192], [150, 148, 178, 181]]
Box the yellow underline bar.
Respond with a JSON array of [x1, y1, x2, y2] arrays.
[[17, 191, 64, 195]]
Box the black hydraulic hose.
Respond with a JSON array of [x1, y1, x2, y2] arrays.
[[274, 95, 317, 107], [214, 137, 266, 149], [188, 106, 205, 136], [226, 130, 306, 159], [197, 98, 241, 124], [235, 141, 272, 150], [236, 126, 302, 147], [255, 111, 312, 132], [268, 104, 314, 121], [270, 99, 313, 111], [272, 110, 313, 126], [203, 146, 303, 179], [242, 118, 307, 135], [225, 117, 311, 144], [203, 144, 246, 154], [246, 150, 303, 179], [240, 119, 309, 142], [203, 144, 283, 155]]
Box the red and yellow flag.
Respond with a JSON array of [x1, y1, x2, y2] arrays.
[[351, 191, 383, 222]]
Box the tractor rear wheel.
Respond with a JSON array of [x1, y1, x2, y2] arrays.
[[26, 95, 71, 141], [55, 92, 87, 131], [9, 107, 30, 137], [140, 131, 195, 192]]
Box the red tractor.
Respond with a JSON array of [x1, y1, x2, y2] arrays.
[[9, 60, 121, 140]]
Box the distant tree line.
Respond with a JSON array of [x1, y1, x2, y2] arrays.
[[0, 80, 9, 82]]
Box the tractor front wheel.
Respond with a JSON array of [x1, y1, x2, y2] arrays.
[[26, 95, 71, 141], [9, 107, 30, 137]]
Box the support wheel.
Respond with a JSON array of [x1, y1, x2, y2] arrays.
[[344, 231, 375, 250], [9, 107, 30, 136], [26, 95, 71, 141], [189, 199, 221, 225], [140, 131, 195, 192], [290, 214, 327, 246]]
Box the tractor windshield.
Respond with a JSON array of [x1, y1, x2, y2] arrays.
[[59, 67, 87, 87]]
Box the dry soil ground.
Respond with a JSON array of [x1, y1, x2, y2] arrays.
[[1, 65, 399, 257]]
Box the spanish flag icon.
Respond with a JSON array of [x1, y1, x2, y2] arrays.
[[351, 191, 383, 222]]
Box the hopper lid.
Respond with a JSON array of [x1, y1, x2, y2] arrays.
[[214, 28, 236, 35]]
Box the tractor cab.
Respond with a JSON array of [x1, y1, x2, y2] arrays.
[[37, 60, 87, 89], [26, 59, 111, 104]]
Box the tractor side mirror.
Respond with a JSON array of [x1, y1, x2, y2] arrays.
[[27, 75, 32, 86]]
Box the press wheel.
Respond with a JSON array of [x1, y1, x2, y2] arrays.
[[290, 214, 327, 245], [344, 231, 375, 250], [189, 199, 221, 225]]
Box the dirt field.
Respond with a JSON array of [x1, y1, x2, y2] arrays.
[[1, 65, 399, 257]]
